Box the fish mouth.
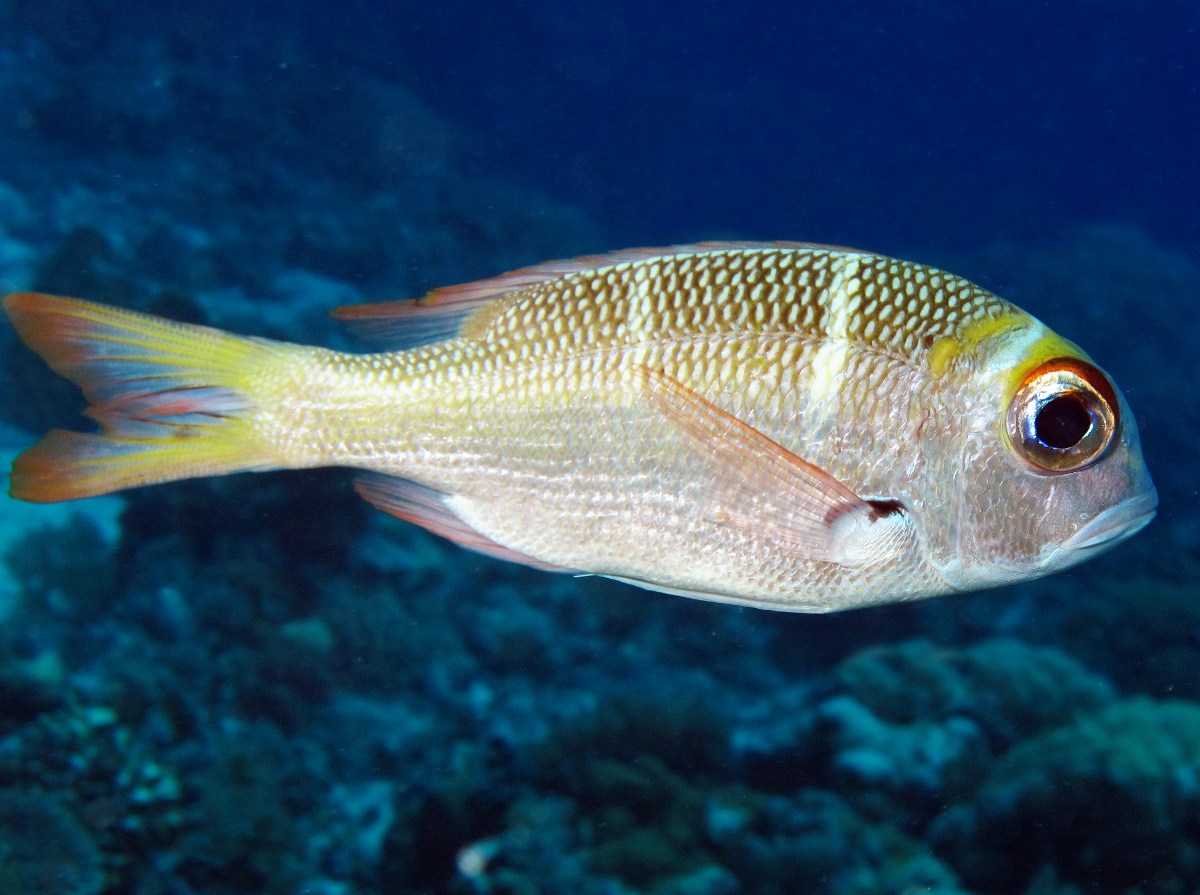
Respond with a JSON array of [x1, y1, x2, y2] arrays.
[[1061, 491, 1159, 553]]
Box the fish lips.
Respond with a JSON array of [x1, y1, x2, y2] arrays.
[[1059, 490, 1159, 554]]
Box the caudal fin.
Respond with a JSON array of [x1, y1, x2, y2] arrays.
[[4, 293, 288, 502]]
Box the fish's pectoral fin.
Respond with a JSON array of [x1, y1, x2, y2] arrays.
[[640, 367, 915, 567], [355, 474, 572, 572]]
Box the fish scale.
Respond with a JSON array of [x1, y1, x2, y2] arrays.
[[277, 248, 990, 470], [3, 242, 1155, 612], [243, 249, 1009, 607]]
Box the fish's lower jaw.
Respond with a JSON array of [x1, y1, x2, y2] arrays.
[[1037, 495, 1157, 575], [1059, 491, 1158, 553]]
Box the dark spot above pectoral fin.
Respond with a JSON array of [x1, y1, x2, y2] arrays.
[[827, 499, 917, 567], [865, 498, 906, 519]]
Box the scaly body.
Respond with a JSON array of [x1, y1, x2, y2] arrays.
[[4, 243, 1156, 611]]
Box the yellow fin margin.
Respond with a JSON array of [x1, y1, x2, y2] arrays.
[[4, 293, 286, 502]]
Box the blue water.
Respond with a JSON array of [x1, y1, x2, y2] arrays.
[[0, 3, 1196, 893]]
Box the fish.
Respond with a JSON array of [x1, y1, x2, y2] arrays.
[[2, 242, 1156, 612]]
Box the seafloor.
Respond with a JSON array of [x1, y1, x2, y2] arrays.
[[0, 7, 1198, 895]]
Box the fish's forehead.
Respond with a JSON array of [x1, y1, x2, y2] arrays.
[[964, 318, 1096, 414]]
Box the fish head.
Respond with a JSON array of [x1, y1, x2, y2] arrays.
[[936, 326, 1157, 592]]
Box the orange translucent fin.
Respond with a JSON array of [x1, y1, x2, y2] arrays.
[[332, 242, 868, 348], [4, 292, 286, 502], [642, 367, 910, 566], [331, 266, 577, 348], [355, 474, 570, 572]]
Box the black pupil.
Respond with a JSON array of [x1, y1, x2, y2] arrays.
[[1036, 394, 1092, 450]]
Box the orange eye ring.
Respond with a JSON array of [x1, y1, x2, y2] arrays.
[[1007, 358, 1119, 473]]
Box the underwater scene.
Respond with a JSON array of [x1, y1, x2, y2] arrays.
[[0, 2, 1198, 893]]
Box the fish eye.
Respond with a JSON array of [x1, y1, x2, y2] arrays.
[[1007, 357, 1119, 473]]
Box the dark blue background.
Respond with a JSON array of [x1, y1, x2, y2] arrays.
[[313, 1, 1198, 250], [59, 0, 1199, 252]]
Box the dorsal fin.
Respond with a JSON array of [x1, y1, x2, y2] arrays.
[[330, 242, 863, 349]]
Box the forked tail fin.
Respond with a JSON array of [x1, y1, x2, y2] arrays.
[[4, 293, 289, 502]]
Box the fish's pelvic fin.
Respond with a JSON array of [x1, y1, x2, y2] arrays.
[[641, 367, 916, 567], [4, 293, 286, 502], [355, 474, 572, 572]]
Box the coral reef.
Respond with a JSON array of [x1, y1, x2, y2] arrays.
[[0, 787, 104, 895], [935, 699, 1200, 894]]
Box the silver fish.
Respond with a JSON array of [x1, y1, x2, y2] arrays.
[[4, 242, 1157, 611]]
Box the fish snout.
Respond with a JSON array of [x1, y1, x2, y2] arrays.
[[1060, 489, 1158, 553]]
